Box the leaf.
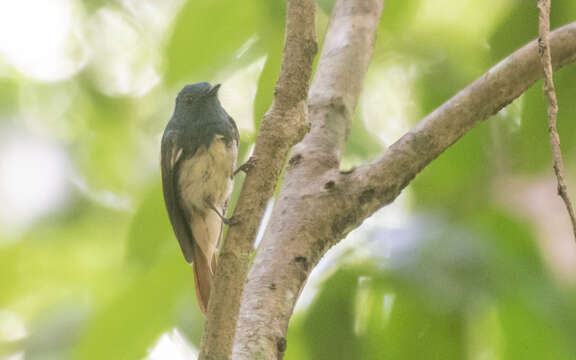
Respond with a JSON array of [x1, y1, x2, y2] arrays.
[[378, 0, 422, 33], [252, 2, 285, 129], [164, 0, 262, 86], [125, 183, 175, 266], [503, 65, 576, 173], [74, 256, 195, 360], [297, 267, 365, 360], [0, 79, 17, 118], [342, 112, 384, 169]]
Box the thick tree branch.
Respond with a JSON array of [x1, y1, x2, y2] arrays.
[[198, 0, 317, 358], [233, 0, 384, 358], [351, 21, 576, 220], [537, 1, 576, 240], [233, 20, 576, 359], [293, 0, 385, 169]]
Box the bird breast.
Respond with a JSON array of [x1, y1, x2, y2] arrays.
[[177, 134, 237, 213]]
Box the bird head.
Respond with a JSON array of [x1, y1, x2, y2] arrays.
[[176, 82, 221, 107]]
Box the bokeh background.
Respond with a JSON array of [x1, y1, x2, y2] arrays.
[[1, 0, 576, 359]]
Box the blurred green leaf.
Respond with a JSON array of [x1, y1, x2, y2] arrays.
[[74, 256, 193, 360], [488, 0, 576, 63], [342, 113, 384, 168], [488, 1, 538, 63], [297, 267, 366, 360], [125, 183, 174, 266], [253, 42, 282, 129], [3, 0, 576, 358], [67, 80, 142, 192], [316, 0, 335, 14], [379, 0, 421, 33], [502, 65, 576, 173], [252, 1, 285, 129], [382, 294, 466, 360], [289, 210, 576, 359], [498, 296, 575, 360], [486, 0, 576, 174], [165, 0, 262, 85], [24, 303, 88, 360], [0, 79, 18, 117], [410, 120, 492, 214], [80, 0, 112, 13]]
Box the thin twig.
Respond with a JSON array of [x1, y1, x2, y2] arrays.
[[537, 0, 576, 240]]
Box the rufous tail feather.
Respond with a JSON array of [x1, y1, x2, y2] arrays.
[[192, 243, 214, 314]]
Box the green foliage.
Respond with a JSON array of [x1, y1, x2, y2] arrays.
[[341, 112, 384, 169], [74, 256, 193, 360], [252, 2, 285, 129], [125, 184, 174, 266], [0, 79, 17, 118], [0, 0, 575, 358], [488, 0, 576, 173], [287, 212, 576, 359], [165, 0, 263, 86]]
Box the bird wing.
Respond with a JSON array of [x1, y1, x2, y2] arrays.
[[162, 129, 214, 313], [228, 114, 239, 144], [160, 129, 195, 263]]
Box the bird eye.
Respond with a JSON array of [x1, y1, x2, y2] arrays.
[[185, 96, 195, 104]]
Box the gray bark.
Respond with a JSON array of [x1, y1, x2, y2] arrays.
[[198, 0, 576, 355]]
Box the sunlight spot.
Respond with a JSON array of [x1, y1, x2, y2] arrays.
[[87, 8, 160, 97], [0, 131, 69, 235], [218, 57, 266, 133], [3, 354, 24, 360], [0, 309, 27, 341], [254, 198, 274, 249], [0, 0, 88, 81], [361, 65, 417, 146], [147, 328, 198, 360], [121, 0, 185, 39], [70, 173, 132, 211], [294, 189, 412, 313], [235, 35, 259, 59]]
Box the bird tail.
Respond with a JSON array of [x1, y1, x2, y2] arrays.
[[192, 243, 216, 314]]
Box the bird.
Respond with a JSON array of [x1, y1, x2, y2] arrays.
[[161, 82, 239, 314]]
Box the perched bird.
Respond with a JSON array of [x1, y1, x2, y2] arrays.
[[161, 82, 239, 314]]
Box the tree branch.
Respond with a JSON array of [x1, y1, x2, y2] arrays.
[[294, 0, 385, 168], [537, 1, 576, 240], [198, 0, 317, 358], [233, 0, 384, 358], [233, 20, 576, 359], [352, 21, 576, 221]]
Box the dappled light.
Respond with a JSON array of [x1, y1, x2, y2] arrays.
[[0, 0, 575, 359], [0, 131, 69, 235]]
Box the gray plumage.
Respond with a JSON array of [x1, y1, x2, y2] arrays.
[[161, 82, 238, 313]]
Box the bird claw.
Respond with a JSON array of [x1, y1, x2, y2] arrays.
[[234, 156, 257, 176], [222, 215, 239, 226], [208, 203, 238, 226]]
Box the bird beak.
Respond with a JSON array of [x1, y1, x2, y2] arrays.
[[208, 83, 221, 96]]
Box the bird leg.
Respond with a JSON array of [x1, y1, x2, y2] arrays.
[[207, 203, 238, 226]]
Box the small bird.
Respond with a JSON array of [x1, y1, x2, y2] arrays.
[[161, 82, 239, 314]]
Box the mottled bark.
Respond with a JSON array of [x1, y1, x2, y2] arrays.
[[233, 0, 384, 358], [197, 0, 576, 354], [198, 0, 317, 358], [232, 20, 576, 360]]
